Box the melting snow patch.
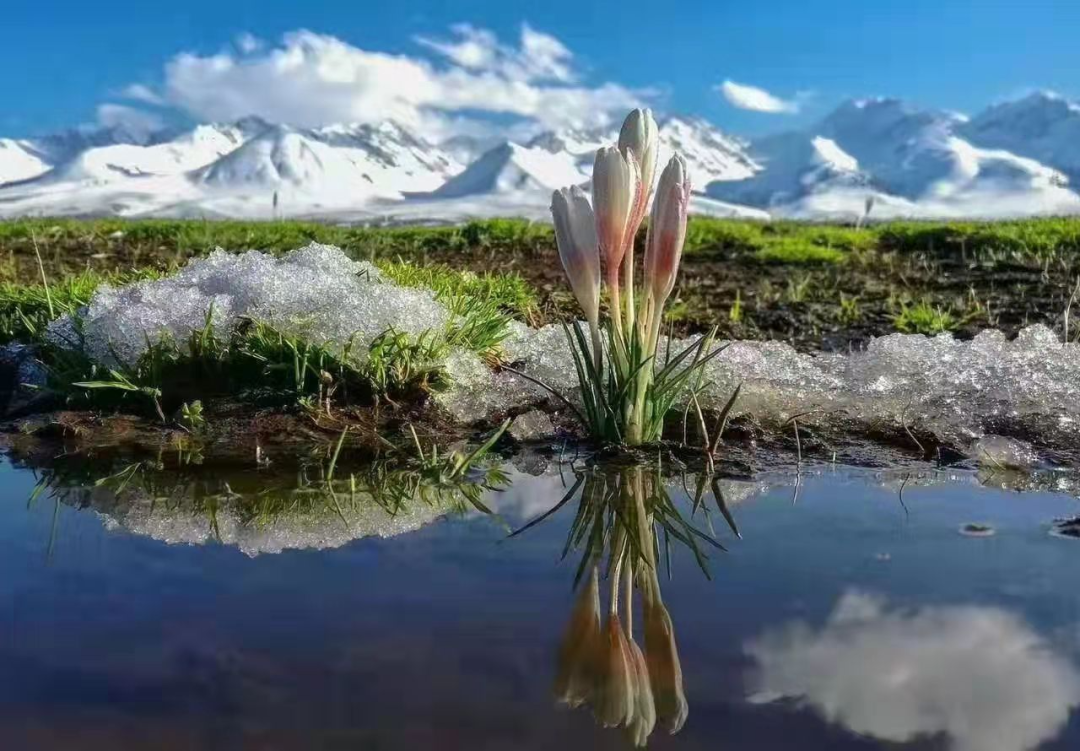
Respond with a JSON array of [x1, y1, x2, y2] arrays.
[[444, 321, 1080, 450], [972, 435, 1040, 469], [48, 244, 1080, 452], [49, 243, 451, 367]]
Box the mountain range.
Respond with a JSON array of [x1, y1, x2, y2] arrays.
[[2, 92, 1080, 222]]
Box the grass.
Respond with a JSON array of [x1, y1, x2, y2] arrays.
[[35, 309, 498, 422], [891, 300, 958, 335], [755, 237, 846, 265], [3, 252, 519, 424], [837, 294, 862, 325], [0, 217, 556, 283], [6, 215, 1080, 283], [0, 268, 162, 345], [875, 218, 1080, 263], [4, 214, 1080, 360], [683, 218, 875, 259], [376, 260, 536, 321]]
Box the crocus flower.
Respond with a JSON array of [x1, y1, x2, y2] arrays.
[[592, 146, 641, 294], [643, 154, 691, 315], [593, 615, 637, 728], [554, 566, 602, 708], [618, 108, 659, 232], [551, 186, 601, 332], [643, 595, 688, 734]]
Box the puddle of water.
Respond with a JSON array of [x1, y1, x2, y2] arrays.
[[1, 455, 1079, 750]]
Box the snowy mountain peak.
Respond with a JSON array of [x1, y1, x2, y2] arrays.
[[961, 92, 1080, 183], [821, 98, 961, 143], [966, 91, 1080, 137], [527, 127, 611, 156], [809, 136, 860, 173], [0, 139, 51, 185], [51, 123, 248, 183], [1006, 90, 1080, 113], [656, 115, 758, 185], [523, 115, 758, 188], [307, 120, 457, 177], [708, 96, 1080, 219], [431, 141, 587, 199], [3, 93, 1080, 221], [197, 120, 460, 200]]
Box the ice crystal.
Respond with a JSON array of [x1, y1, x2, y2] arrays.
[[49, 244, 1080, 451], [49, 243, 449, 367]]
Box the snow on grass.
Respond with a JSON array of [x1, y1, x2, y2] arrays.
[[34, 243, 1080, 455]]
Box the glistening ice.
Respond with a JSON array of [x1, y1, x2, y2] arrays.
[[48, 244, 1080, 455]]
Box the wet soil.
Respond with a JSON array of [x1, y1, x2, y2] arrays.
[[0, 400, 484, 470], [4, 223, 1076, 352], [0, 398, 964, 484], [365, 242, 1077, 352]]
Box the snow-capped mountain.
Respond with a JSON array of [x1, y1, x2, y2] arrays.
[[52, 124, 249, 182], [816, 99, 968, 198], [961, 91, 1080, 185], [657, 116, 758, 186], [523, 116, 759, 189], [198, 121, 460, 199], [0, 121, 174, 188], [706, 131, 869, 209], [430, 142, 586, 198], [0, 140, 50, 184], [709, 97, 1080, 219], [411, 117, 763, 219], [0, 118, 464, 219], [2, 93, 1080, 221]]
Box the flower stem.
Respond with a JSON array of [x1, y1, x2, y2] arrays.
[[608, 527, 627, 617], [589, 320, 605, 409], [622, 244, 636, 337], [609, 280, 625, 344], [631, 294, 669, 442]]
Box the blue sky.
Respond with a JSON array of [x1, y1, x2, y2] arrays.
[[4, 0, 1079, 138]]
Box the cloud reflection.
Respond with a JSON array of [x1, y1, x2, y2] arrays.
[[746, 591, 1080, 751]]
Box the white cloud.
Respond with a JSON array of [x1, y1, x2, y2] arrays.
[[519, 24, 576, 82], [717, 79, 800, 114], [131, 26, 640, 137], [235, 32, 263, 55], [746, 590, 1080, 751], [120, 83, 165, 106], [95, 104, 165, 138], [415, 24, 502, 72], [415, 23, 574, 83]]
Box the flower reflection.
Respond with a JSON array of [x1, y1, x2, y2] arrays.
[[643, 593, 688, 734], [520, 467, 735, 746], [595, 614, 638, 728], [554, 565, 601, 708], [625, 628, 657, 745]]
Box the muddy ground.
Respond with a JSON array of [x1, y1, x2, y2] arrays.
[[425, 243, 1076, 351], [4, 219, 1076, 352]]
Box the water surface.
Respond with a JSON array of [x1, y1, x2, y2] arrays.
[[1, 456, 1079, 750]]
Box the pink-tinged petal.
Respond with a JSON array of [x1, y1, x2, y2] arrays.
[[592, 146, 641, 284], [644, 155, 691, 304], [552, 186, 601, 325], [619, 108, 659, 229]]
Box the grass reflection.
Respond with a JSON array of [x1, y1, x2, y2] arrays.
[[23, 439, 511, 556]]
